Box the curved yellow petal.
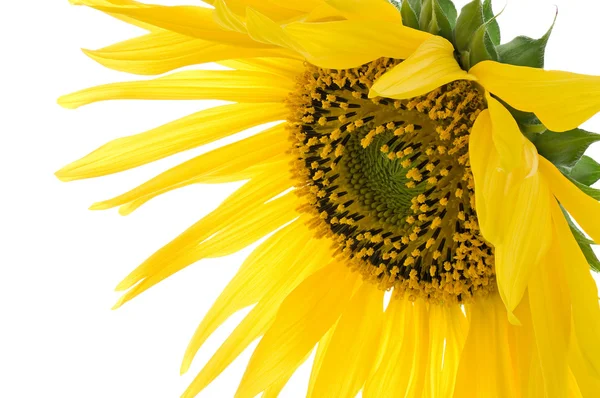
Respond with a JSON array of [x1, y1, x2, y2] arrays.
[[369, 35, 475, 100], [307, 325, 336, 397], [569, 328, 600, 397], [58, 69, 295, 109], [470, 60, 600, 132], [181, 237, 331, 397], [284, 20, 431, 69], [453, 296, 520, 397], [363, 297, 410, 398], [219, 57, 305, 79], [470, 106, 551, 318], [310, 283, 384, 397], [551, 199, 600, 379], [235, 263, 358, 398], [82, 30, 297, 76], [486, 94, 534, 172], [86, 124, 289, 211], [212, 0, 247, 33], [324, 0, 402, 22], [540, 156, 600, 243], [179, 220, 310, 374], [528, 239, 571, 397], [55, 103, 287, 181], [245, 8, 305, 52]]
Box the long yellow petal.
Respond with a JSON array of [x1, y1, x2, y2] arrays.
[[235, 262, 358, 398], [113, 190, 298, 308], [73, 1, 269, 47], [307, 325, 336, 397], [245, 8, 306, 53], [551, 199, 600, 379], [369, 35, 475, 100], [470, 60, 600, 132], [86, 124, 289, 212], [58, 69, 295, 109], [310, 283, 384, 397], [528, 238, 571, 397], [453, 296, 519, 397], [181, 236, 331, 397], [428, 305, 469, 398], [180, 220, 309, 374], [219, 57, 305, 79], [363, 297, 410, 398], [404, 300, 430, 398], [55, 103, 287, 181], [324, 0, 402, 22], [68, 0, 157, 30], [540, 156, 600, 244], [83, 30, 298, 75], [284, 20, 431, 69], [569, 327, 600, 397], [470, 109, 552, 318]]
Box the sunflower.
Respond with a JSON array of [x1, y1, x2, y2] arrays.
[[57, 0, 600, 396]]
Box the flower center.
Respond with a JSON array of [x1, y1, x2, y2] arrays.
[[287, 59, 495, 304]]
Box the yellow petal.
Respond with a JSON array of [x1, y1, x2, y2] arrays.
[[453, 296, 520, 397], [428, 305, 469, 398], [69, 0, 158, 30], [245, 8, 305, 52], [486, 94, 534, 172], [470, 60, 600, 132], [470, 109, 552, 318], [73, 1, 267, 47], [179, 220, 310, 374], [528, 238, 571, 397], [284, 20, 431, 69], [55, 103, 287, 181], [310, 283, 384, 397], [113, 181, 297, 307], [324, 0, 402, 22], [369, 35, 475, 100], [403, 300, 430, 398], [212, 0, 247, 33], [219, 57, 305, 79], [540, 156, 600, 243], [83, 30, 297, 75], [235, 262, 358, 398], [181, 236, 331, 397], [307, 325, 336, 397], [86, 124, 289, 211], [569, 327, 600, 397], [363, 298, 410, 398], [551, 199, 600, 379], [57, 69, 295, 109]]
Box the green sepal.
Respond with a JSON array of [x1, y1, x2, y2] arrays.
[[497, 10, 556, 68], [482, 0, 501, 45], [419, 0, 457, 42], [561, 206, 600, 273], [400, 0, 421, 29], [468, 20, 499, 67], [455, 0, 485, 52], [570, 156, 600, 187], [529, 128, 600, 171]]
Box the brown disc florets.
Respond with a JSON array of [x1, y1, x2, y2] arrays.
[[287, 58, 495, 304]]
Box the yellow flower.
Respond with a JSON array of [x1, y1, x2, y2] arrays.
[[57, 0, 600, 397]]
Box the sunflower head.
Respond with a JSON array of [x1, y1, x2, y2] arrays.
[[56, 0, 600, 397]]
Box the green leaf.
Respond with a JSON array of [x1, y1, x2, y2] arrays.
[[455, 0, 485, 52], [482, 0, 501, 45], [468, 20, 499, 67], [532, 128, 600, 171], [418, 0, 457, 41], [400, 0, 420, 29], [570, 156, 600, 186], [436, 0, 458, 28], [562, 206, 600, 272], [497, 10, 557, 68]]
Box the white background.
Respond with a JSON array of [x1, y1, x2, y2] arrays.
[[1, 0, 599, 397]]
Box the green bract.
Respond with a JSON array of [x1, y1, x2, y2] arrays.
[[393, 0, 600, 270]]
